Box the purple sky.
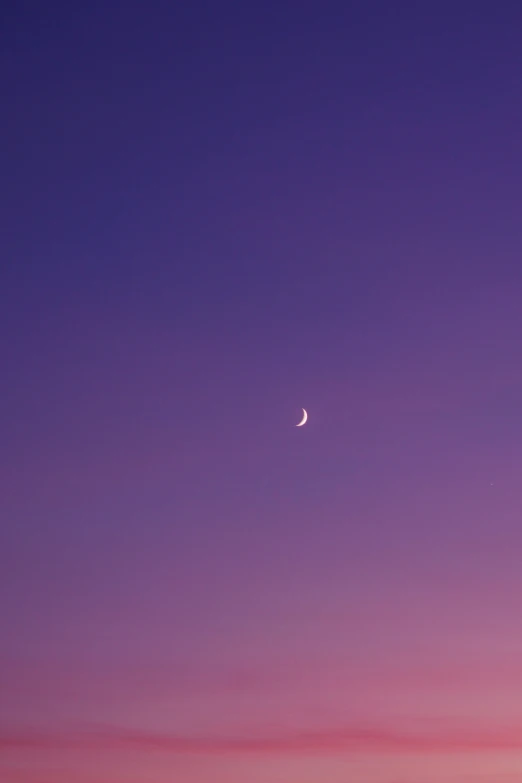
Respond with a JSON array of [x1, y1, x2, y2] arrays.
[[3, 3, 522, 781]]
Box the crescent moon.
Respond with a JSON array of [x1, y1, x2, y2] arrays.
[[296, 408, 308, 427]]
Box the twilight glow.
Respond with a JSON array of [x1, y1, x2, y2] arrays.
[[3, 3, 522, 782]]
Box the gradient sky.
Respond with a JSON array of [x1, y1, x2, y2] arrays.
[[3, 3, 522, 782]]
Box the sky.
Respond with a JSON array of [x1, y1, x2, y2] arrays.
[[2, 2, 522, 781]]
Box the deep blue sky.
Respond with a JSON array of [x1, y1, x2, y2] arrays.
[[4, 2, 522, 319]]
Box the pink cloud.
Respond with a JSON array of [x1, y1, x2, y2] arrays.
[[0, 768, 123, 783], [3, 722, 522, 757]]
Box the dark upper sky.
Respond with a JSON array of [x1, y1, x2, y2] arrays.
[[3, 4, 522, 782], [4, 2, 522, 319]]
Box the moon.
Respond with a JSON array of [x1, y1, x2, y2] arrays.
[[296, 408, 308, 427]]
